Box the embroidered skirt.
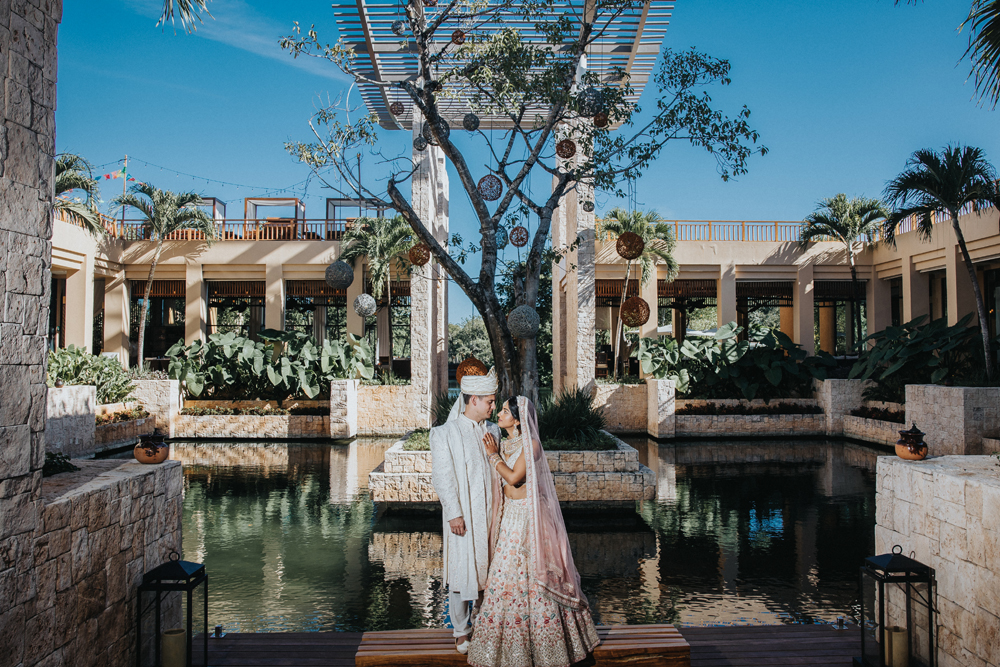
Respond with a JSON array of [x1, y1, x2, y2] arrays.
[[468, 497, 599, 667]]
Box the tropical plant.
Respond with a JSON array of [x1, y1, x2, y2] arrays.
[[47, 345, 135, 404], [42, 452, 79, 477], [598, 207, 679, 378], [536, 385, 607, 446], [158, 0, 212, 32], [800, 193, 889, 350], [54, 153, 104, 236], [338, 214, 414, 368], [882, 145, 1000, 381], [849, 315, 985, 403], [449, 317, 495, 366], [963, 0, 1000, 108], [114, 183, 216, 367], [282, 0, 766, 402]]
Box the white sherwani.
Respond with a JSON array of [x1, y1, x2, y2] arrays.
[[430, 413, 499, 601]]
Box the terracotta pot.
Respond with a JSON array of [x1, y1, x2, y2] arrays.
[[134, 435, 169, 464], [894, 443, 928, 461]]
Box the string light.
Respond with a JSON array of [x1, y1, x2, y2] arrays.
[[116, 156, 316, 198]]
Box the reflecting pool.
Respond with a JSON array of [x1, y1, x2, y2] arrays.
[[175, 438, 885, 632]]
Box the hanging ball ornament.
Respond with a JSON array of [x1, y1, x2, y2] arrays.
[[593, 111, 609, 128], [496, 225, 509, 249], [422, 119, 450, 146], [455, 357, 488, 385], [389, 101, 405, 116], [451, 30, 465, 45], [325, 260, 355, 290], [391, 19, 406, 36], [577, 86, 604, 118], [422, 0, 438, 6], [477, 174, 502, 201], [556, 139, 577, 159], [582, 201, 595, 213], [620, 296, 651, 328], [510, 225, 529, 248], [616, 231, 646, 260], [354, 293, 377, 318], [408, 243, 431, 266], [463, 112, 480, 132], [413, 136, 428, 152], [507, 305, 540, 339]]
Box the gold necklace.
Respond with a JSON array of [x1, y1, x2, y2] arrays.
[[501, 433, 521, 459]]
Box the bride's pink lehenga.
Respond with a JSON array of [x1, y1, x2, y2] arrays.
[[468, 397, 600, 667]]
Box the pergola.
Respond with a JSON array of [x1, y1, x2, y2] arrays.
[[330, 0, 676, 130]]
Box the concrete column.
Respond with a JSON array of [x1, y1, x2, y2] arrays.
[[902, 256, 929, 323], [104, 275, 130, 366], [265, 264, 284, 331], [552, 203, 568, 394], [867, 275, 892, 337], [184, 263, 204, 344], [779, 306, 794, 339], [794, 264, 815, 355], [646, 378, 675, 439], [818, 305, 836, 354], [63, 256, 95, 352], [346, 262, 365, 337], [718, 264, 737, 327], [946, 247, 978, 326]]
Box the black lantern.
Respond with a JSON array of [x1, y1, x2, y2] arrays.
[[856, 545, 936, 667], [136, 552, 208, 667]]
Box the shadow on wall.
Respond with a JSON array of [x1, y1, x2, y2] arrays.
[[45, 385, 97, 457]]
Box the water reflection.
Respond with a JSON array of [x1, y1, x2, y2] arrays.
[[177, 438, 883, 632]]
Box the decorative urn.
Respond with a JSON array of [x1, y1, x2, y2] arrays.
[[134, 433, 169, 464], [895, 423, 928, 461]]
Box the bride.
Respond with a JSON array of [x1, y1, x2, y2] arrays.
[[467, 396, 600, 667]]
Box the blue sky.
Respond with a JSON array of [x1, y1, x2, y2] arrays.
[[57, 0, 999, 322]]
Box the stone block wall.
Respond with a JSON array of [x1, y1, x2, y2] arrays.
[[330, 379, 358, 438], [172, 414, 330, 438], [646, 379, 675, 439], [674, 413, 826, 437], [44, 385, 96, 457], [593, 383, 647, 433], [905, 385, 1000, 455], [813, 378, 868, 435], [358, 384, 430, 435], [94, 416, 154, 452], [843, 415, 901, 447], [875, 456, 1000, 667], [131, 380, 181, 437]]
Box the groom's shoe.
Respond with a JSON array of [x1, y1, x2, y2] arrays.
[[456, 636, 470, 655]]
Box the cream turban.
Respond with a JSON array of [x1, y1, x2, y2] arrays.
[[460, 366, 498, 395]]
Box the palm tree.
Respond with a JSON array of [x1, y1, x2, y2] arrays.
[[599, 207, 679, 377], [883, 145, 1000, 381], [800, 193, 889, 350], [114, 183, 216, 367], [54, 154, 104, 236], [158, 0, 212, 32], [963, 0, 1000, 108], [339, 214, 414, 371]]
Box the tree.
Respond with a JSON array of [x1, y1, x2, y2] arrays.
[[497, 261, 554, 388], [597, 207, 679, 377], [799, 193, 889, 350], [882, 145, 1000, 381], [449, 317, 495, 367], [54, 154, 104, 237], [114, 183, 216, 367], [338, 214, 413, 369], [281, 0, 766, 401]]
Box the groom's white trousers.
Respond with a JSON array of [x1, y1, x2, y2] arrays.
[[449, 590, 472, 638]]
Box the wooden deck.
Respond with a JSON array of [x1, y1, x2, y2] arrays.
[[204, 624, 860, 667]]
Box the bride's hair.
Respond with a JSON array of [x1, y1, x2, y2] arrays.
[[505, 398, 521, 426]]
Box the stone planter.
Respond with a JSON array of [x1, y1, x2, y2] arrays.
[[132, 379, 182, 437], [358, 385, 430, 436], [330, 380, 359, 439], [843, 415, 903, 447], [172, 414, 331, 438], [674, 410, 825, 437], [904, 384, 1000, 455], [813, 378, 869, 435], [95, 416, 155, 452]]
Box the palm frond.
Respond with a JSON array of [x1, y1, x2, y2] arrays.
[[962, 0, 1000, 108], [158, 0, 212, 33], [55, 199, 105, 237]]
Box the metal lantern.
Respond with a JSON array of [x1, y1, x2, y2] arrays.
[[577, 86, 603, 117], [857, 545, 936, 667], [413, 136, 428, 152], [451, 29, 465, 45], [354, 293, 377, 318], [616, 231, 646, 260], [391, 19, 406, 36], [325, 260, 355, 290], [422, 119, 450, 146], [408, 243, 431, 266], [507, 305, 540, 339], [477, 174, 503, 201], [389, 101, 405, 116], [463, 113, 480, 132], [136, 552, 208, 667], [593, 111, 609, 128], [620, 296, 650, 328], [456, 356, 488, 385], [509, 225, 529, 247], [556, 139, 577, 159], [582, 201, 595, 213]]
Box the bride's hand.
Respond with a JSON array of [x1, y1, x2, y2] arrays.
[[482, 432, 498, 456]]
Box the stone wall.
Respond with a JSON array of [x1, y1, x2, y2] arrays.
[[357, 384, 430, 435], [131, 380, 181, 437], [843, 415, 901, 447], [646, 378, 675, 439], [875, 456, 1000, 667], [94, 416, 154, 452], [30, 460, 183, 667], [905, 385, 1000, 455], [172, 414, 330, 438], [813, 378, 868, 435], [593, 383, 647, 433], [44, 385, 96, 457], [674, 412, 826, 437], [329, 379, 358, 439]]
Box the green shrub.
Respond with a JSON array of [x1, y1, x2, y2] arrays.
[[536, 386, 607, 446], [676, 402, 822, 416], [849, 406, 905, 424], [42, 452, 79, 477], [403, 428, 430, 451], [47, 345, 135, 404], [95, 406, 150, 425], [432, 390, 454, 427], [180, 406, 291, 416]]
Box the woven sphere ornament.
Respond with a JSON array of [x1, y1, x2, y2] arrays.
[[477, 174, 502, 201], [413, 136, 428, 152], [620, 296, 650, 328], [556, 139, 577, 159], [423, 0, 438, 6], [324, 260, 355, 290], [391, 19, 406, 36], [389, 101, 405, 116], [496, 225, 509, 249], [408, 243, 431, 266], [463, 112, 480, 132], [577, 86, 604, 117], [451, 30, 465, 45], [582, 200, 595, 213], [422, 120, 450, 146], [593, 111, 609, 128], [510, 225, 529, 248], [507, 305, 540, 339], [616, 231, 646, 260], [456, 357, 489, 385], [354, 293, 377, 318]]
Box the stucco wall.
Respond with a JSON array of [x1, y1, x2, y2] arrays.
[[45, 385, 96, 458]]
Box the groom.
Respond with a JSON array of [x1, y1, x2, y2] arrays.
[[430, 367, 500, 654]]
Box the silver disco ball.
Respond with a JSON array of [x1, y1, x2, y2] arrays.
[[324, 260, 354, 290], [507, 305, 540, 339], [354, 293, 377, 318], [391, 20, 406, 36], [582, 201, 595, 213]]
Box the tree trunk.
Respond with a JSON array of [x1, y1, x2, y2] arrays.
[[386, 278, 393, 375], [849, 257, 862, 354], [612, 262, 633, 379], [137, 239, 163, 370], [951, 214, 995, 382]]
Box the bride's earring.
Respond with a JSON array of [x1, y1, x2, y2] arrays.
[[511, 427, 520, 439]]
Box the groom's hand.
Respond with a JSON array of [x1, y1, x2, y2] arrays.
[[449, 517, 467, 536]]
